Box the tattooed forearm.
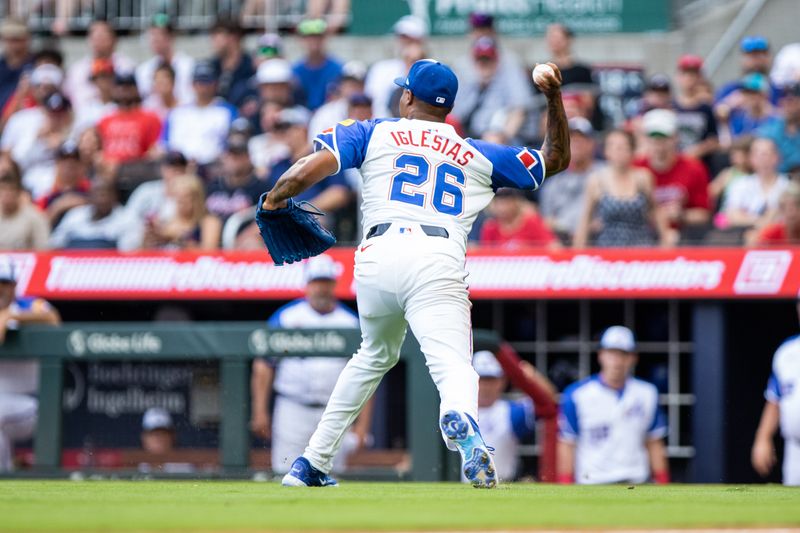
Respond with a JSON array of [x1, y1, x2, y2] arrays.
[[266, 156, 313, 205], [541, 91, 571, 177], [263, 151, 339, 209]]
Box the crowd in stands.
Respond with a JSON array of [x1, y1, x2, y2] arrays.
[[1, 11, 800, 253]]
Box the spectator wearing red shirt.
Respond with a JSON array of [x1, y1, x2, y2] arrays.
[[753, 182, 800, 246], [480, 189, 558, 249], [634, 109, 711, 230], [96, 73, 161, 166], [36, 141, 91, 229]]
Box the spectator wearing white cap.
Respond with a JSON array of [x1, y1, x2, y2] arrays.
[[634, 109, 711, 232], [2, 61, 64, 134], [557, 326, 669, 485], [468, 350, 553, 482], [770, 41, 800, 89], [141, 407, 176, 455], [0, 255, 61, 471], [0, 47, 63, 130], [1, 88, 76, 200], [255, 59, 300, 109], [250, 254, 370, 474], [364, 15, 428, 119]]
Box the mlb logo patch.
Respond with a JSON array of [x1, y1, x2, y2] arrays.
[[436, 96, 445, 104], [517, 149, 538, 170], [399, 227, 412, 234]]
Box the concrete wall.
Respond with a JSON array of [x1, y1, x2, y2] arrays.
[[51, 0, 797, 88], [676, 0, 798, 85]]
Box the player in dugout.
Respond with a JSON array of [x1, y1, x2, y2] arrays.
[[0, 255, 61, 471], [250, 254, 373, 475], [557, 326, 670, 484], [751, 291, 800, 486]]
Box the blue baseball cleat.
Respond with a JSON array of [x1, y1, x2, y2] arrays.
[[440, 410, 497, 489], [281, 457, 339, 487]]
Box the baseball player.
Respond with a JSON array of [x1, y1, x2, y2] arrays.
[[250, 254, 372, 474], [751, 294, 800, 485], [0, 256, 61, 471], [261, 58, 569, 488], [469, 350, 555, 482], [557, 326, 670, 485]]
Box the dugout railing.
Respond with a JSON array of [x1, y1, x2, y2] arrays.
[[0, 323, 558, 481]]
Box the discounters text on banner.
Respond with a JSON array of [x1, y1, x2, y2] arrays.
[[4, 248, 799, 301]]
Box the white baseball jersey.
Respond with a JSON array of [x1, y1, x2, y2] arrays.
[[162, 101, 236, 165], [764, 334, 800, 485], [314, 117, 546, 252], [0, 297, 49, 395], [559, 375, 667, 484], [267, 298, 359, 406], [0, 297, 44, 471], [303, 117, 547, 474], [477, 398, 535, 481], [266, 298, 359, 474]]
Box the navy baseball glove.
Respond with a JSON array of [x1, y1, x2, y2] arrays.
[[255, 193, 337, 266]]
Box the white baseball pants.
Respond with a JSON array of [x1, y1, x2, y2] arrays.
[[304, 225, 479, 473], [0, 393, 38, 471]]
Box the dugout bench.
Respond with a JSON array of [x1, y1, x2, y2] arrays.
[[0, 323, 513, 481]]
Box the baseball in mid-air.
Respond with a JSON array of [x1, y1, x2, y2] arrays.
[[532, 64, 555, 85]]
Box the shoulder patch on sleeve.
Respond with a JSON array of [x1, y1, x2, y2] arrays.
[[467, 139, 546, 191], [516, 148, 539, 171]]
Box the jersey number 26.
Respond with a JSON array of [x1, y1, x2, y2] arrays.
[[389, 154, 466, 216]]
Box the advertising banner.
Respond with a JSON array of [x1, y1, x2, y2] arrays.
[[5, 248, 799, 301]]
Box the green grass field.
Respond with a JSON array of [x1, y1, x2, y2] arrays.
[[1, 481, 799, 532]]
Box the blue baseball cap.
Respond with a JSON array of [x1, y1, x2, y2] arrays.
[[394, 59, 458, 109], [741, 72, 769, 93], [741, 35, 769, 53]]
